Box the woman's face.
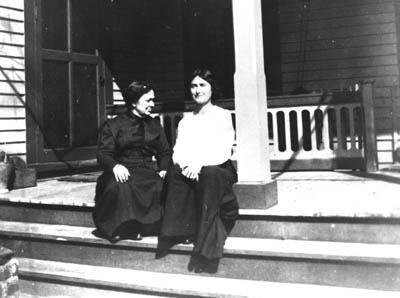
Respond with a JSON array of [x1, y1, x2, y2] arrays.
[[133, 90, 155, 116], [190, 76, 212, 105]]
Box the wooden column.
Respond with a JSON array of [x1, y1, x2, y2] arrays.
[[232, 0, 277, 209], [361, 81, 378, 172], [393, 1, 400, 164], [391, 86, 400, 163]]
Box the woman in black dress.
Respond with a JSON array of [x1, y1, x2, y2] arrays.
[[159, 69, 239, 273], [93, 81, 172, 243]]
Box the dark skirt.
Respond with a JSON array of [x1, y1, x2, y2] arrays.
[[93, 167, 164, 238], [160, 160, 239, 259]]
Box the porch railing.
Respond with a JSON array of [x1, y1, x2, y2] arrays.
[[265, 93, 364, 170], [107, 82, 376, 171]]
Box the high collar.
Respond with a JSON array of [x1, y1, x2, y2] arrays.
[[125, 110, 150, 122]]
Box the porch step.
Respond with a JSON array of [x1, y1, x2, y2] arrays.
[[1, 220, 400, 291], [17, 258, 400, 298], [0, 199, 399, 244], [19, 278, 169, 298]]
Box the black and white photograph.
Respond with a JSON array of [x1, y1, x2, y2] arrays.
[[0, 0, 400, 297]]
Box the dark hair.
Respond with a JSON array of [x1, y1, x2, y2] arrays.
[[123, 81, 154, 111], [190, 68, 221, 100]]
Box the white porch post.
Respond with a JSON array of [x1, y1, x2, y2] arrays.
[[232, 0, 277, 208]]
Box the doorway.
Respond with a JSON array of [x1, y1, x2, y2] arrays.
[[25, 0, 110, 169]]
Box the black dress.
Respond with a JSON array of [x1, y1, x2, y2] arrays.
[[160, 161, 238, 259], [93, 112, 172, 239]]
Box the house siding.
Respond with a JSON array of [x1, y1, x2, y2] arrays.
[[110, 0, 185, 108], [0, 0, 25, 161], [279, 0, 400, 166]]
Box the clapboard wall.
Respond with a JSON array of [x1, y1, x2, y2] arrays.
[[279, 0, 400, 166], [0, 0, 25, 161]]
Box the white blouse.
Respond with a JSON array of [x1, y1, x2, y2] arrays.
[[173, 105, 235, 168]]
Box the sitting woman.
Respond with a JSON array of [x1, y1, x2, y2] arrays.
[[93, 81, 172, 243], [159, 68, 239, 273]]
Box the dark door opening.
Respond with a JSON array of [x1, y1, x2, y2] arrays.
[[25, 0, 110, 169]]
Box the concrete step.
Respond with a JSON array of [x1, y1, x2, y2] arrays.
[[1, 220, 400, 291], [1, 199, 399, 244], [20, 279, 167, 298], [17, 258, 400, 298]]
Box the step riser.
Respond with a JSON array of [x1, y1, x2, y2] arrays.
[[19, 278, 178, 298], [0, 204, 94, 227], [0, 203, 93, 227], [1, 204, 400, 244], [3, 236, 400, 291], [237, 218, 400, 244]]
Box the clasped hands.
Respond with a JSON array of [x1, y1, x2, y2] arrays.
[[113, 164, 167, 183], [180, 163, 202, 181]]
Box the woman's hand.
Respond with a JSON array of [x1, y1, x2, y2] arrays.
[[158, 170, 167, 179], [181, 164, 201, 181], [113, 164, 130, 183]]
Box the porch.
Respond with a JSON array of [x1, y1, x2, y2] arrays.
[[15, 0, 392, 178], [2, 169, 400, 219]]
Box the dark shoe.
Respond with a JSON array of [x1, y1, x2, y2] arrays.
[[194, 263, 204, 273], [108, 235, 121, 244], [194, 257, 219, 274], [92, 229, 121, 244], [155, 249, 169, 259], [187, 254, 201, 272], [203, 258, 219, 274], [156, 237, 176, 259]]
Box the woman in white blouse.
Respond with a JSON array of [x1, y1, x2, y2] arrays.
[[159, 68, 239, 274]]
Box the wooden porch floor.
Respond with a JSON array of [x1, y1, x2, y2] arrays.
[[1, 170, 400, 218]]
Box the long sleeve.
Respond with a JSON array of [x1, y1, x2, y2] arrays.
[[172, 117, 191, 167], [206, 110, 235, 164], [97, 122, 118, 173], [155, 122, 173, 171]]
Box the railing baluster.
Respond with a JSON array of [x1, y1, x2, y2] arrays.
[[322, 107, 330, 151], [349, 106, 356, 150], [284, 110, 291, 151], [310, 108, 317, 150], [296, 109, 303, 150], [335, 107, 343, 150], [271, 111, 279, 152]]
